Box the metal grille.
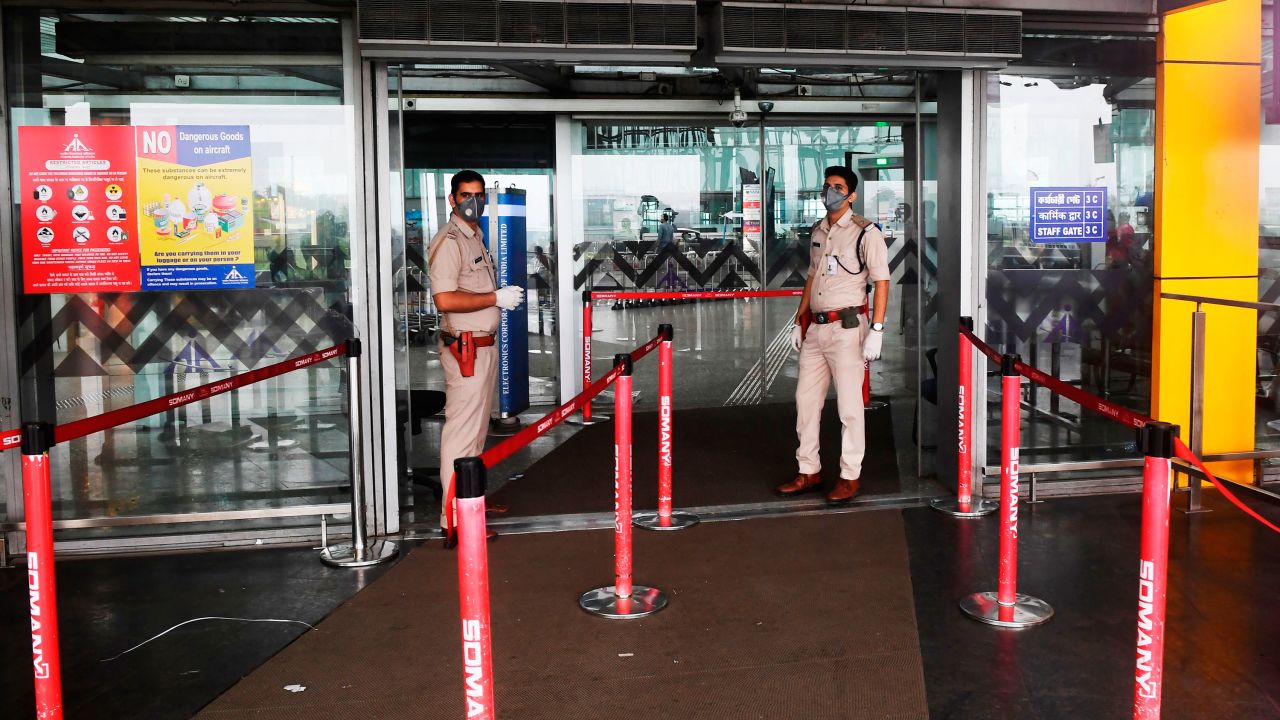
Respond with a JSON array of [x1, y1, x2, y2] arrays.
[[632, 3, 696, 48], [359, 0, 429, 41], [785, 6, 844, 52], [722, 4, 786, 51], [499, 0, 566, 44], [847, 7, 906, 54], [567, 2, 632, 45], [964, 12, 1022, 57], [906, 10, 965, 54], [429, 0, 499, 44]]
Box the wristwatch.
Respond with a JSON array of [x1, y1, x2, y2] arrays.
[[870, 322, 885, 332]]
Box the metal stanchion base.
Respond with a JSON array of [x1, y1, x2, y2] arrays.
[[565, 414, 610, 426], [959, 591, 1054, 628], [929, 498, 999, 518], [320, 539, 399, 568], [633, 510, 700, 531], [489, 415, 523, 437], [579, 586, 668, 619]]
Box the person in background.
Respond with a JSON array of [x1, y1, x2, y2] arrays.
[[656, 210, 677, 253]]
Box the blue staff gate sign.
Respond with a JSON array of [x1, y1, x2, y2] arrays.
[[1030, 187, 1106, 243]]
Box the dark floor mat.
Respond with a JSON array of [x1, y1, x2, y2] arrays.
[[491, 401, 899, 516], [196, 511, 928, 720]]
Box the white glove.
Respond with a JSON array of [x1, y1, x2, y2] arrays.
[[862, 328, 884, 362], [790, 324, 803, 352], [494, 285, 525, 311]]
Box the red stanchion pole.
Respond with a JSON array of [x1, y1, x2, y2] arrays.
[[454, 457, 496, 720], [635, 324, 698, 532], [615, 363, 634, 599], [862, 310, 887, 411], [995, 357, 1020, 607], [583, 292, 593, 422], [959, 354, 1053, 628], [580, 354, 667, 619], [657, 333, 672, 519], [22, 422, 64, 720], [932, 317, 997, 518], [571, 290, 608, 426], [1134, 422, 1177, 720]]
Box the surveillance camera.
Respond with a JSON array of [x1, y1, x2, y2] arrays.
[[757, 101, 774, 114], [728, 87, 748, 127]]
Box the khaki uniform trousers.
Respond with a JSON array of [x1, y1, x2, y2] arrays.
[[795, 321, 867, 481], [439, 342, 498, 528]]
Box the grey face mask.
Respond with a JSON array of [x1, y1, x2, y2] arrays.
[[457, 194, 485, 221], [823, 186, 850, 213]]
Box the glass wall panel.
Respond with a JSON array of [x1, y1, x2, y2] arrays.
[[4, 12, 356, 526], [1258, 93, 1280, 452], [571, 114, 930, 493], [571, 121, 767, 411], [984, 74, 1155, 468]]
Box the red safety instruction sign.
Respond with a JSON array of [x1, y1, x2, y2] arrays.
[[18, 126, 141, 293]]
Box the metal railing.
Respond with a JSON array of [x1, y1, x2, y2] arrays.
[[977, 293, 1280, 506], [1162, 292, 1280, 511]]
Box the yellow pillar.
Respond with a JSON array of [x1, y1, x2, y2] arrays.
[[1153, 0, 1260, 481]]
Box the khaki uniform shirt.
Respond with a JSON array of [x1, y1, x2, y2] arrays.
[[808, 210, 891, 312], [428, 213, 499, 335]]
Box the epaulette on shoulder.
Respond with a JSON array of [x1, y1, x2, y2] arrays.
[[427, 224, 460, 265], [849, 213, 874, 229]]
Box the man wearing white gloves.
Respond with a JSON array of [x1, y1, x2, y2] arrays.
[[428, 170, 525, 541], [777, 166, 890, 505]]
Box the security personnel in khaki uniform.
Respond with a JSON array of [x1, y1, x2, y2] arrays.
[[428, 170, 525, 540], [776, 166, 890, 505]]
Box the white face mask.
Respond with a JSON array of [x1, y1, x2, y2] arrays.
[[823, 186, 849, 213]]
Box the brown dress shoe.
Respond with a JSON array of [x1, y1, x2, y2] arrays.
[[776, 472, 823, 496], [485, 502, 510, 516], [826, 478, 861, 506]]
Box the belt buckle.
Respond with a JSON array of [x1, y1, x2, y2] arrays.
[[814, 312, 828, 325]]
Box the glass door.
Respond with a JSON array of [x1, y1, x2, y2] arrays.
[[387, 66, 559, 525], [570, 110, 936, 486]]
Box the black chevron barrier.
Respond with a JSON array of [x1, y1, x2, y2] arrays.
[[18, 287, 352, 378]]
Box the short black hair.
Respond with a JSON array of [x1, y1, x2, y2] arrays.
[[450, 170, 485, 197], [823, 165, 858, 192]]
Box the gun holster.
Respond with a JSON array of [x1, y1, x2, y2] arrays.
[[443, 332, 494, 377], [441, 331, 476, 377], [799, 312, 812, 341]]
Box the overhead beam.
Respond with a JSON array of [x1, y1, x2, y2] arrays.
[[491, 63, 570, 94], [41, 57, 144, 89]]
